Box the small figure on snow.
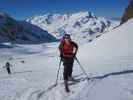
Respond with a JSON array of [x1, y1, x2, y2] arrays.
[[3, 62, 13, 74], [59, 34, 78, 92]]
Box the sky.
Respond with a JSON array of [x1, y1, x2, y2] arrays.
[[0, 0, 128, 20]]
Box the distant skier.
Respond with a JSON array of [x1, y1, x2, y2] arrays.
[[3, 62, 12, 74], [59, 34, 78, 92]]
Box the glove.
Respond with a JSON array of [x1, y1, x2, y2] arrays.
[[72, 53, 76, 58], [60, 53, 63, 58], [60, 53, 64, 61]]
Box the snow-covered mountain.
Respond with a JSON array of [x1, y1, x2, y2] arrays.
[[26, 11, 119, 44], [0, 12, 56, 44]]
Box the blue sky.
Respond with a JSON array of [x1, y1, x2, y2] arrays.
[[0, 0, 128, 20]]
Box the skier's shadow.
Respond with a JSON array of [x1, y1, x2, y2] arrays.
[[91, 69, 133, 80], [72, 69, 133, 84]]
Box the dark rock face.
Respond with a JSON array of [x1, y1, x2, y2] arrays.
[[0, 12, 57, 44], [121, 0, 133, 24]]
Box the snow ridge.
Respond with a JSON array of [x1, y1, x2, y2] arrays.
[[26, 11, 119, 44]]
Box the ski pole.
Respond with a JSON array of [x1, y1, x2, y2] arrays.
[[75, 57, 90, 82], [55, 58, 62, 85]]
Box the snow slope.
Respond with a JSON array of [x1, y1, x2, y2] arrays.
[[26, 11, 119, 44], [0, 19, 133, 100], [78, 18, 133, 76]]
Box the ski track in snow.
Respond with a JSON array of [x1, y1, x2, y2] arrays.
[[16, 74, 120, 100]]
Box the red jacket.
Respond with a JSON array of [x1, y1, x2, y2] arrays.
[[59, 40, 78, 58]]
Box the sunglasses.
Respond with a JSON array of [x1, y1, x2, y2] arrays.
[[65, 38, 71, 40]]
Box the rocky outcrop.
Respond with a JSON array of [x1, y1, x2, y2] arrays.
[[0, 12, 56, 44], [121, 0, 133, 24]]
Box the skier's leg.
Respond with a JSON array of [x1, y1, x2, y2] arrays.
[[68, 58, 74, 78], [7, 67, 11, 74], [63, 59, 70, 92], [63, 65, 69, 80], [64, 80, 70, 92], [63, 59, 69, 80]]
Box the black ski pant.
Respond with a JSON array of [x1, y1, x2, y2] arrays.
[[7, 67, 11, 74], [63, 57, 74, 80]]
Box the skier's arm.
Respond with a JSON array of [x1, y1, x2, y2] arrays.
[[58, 43, 62, 53], [58, 42, 63, 58], [72, 41, 78, 56], [73, 42, 78, 50]]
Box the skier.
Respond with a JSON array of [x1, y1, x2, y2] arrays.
[[3, 62, 12, 74], [59, 34, 78, 92]]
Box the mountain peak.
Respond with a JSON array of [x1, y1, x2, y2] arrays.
[[26, 11, 119, 44]]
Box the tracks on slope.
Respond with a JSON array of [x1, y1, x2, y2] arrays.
[[17, 69, 133, 100]]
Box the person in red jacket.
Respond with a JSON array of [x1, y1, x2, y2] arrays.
[[59, 34, 78, 92]]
